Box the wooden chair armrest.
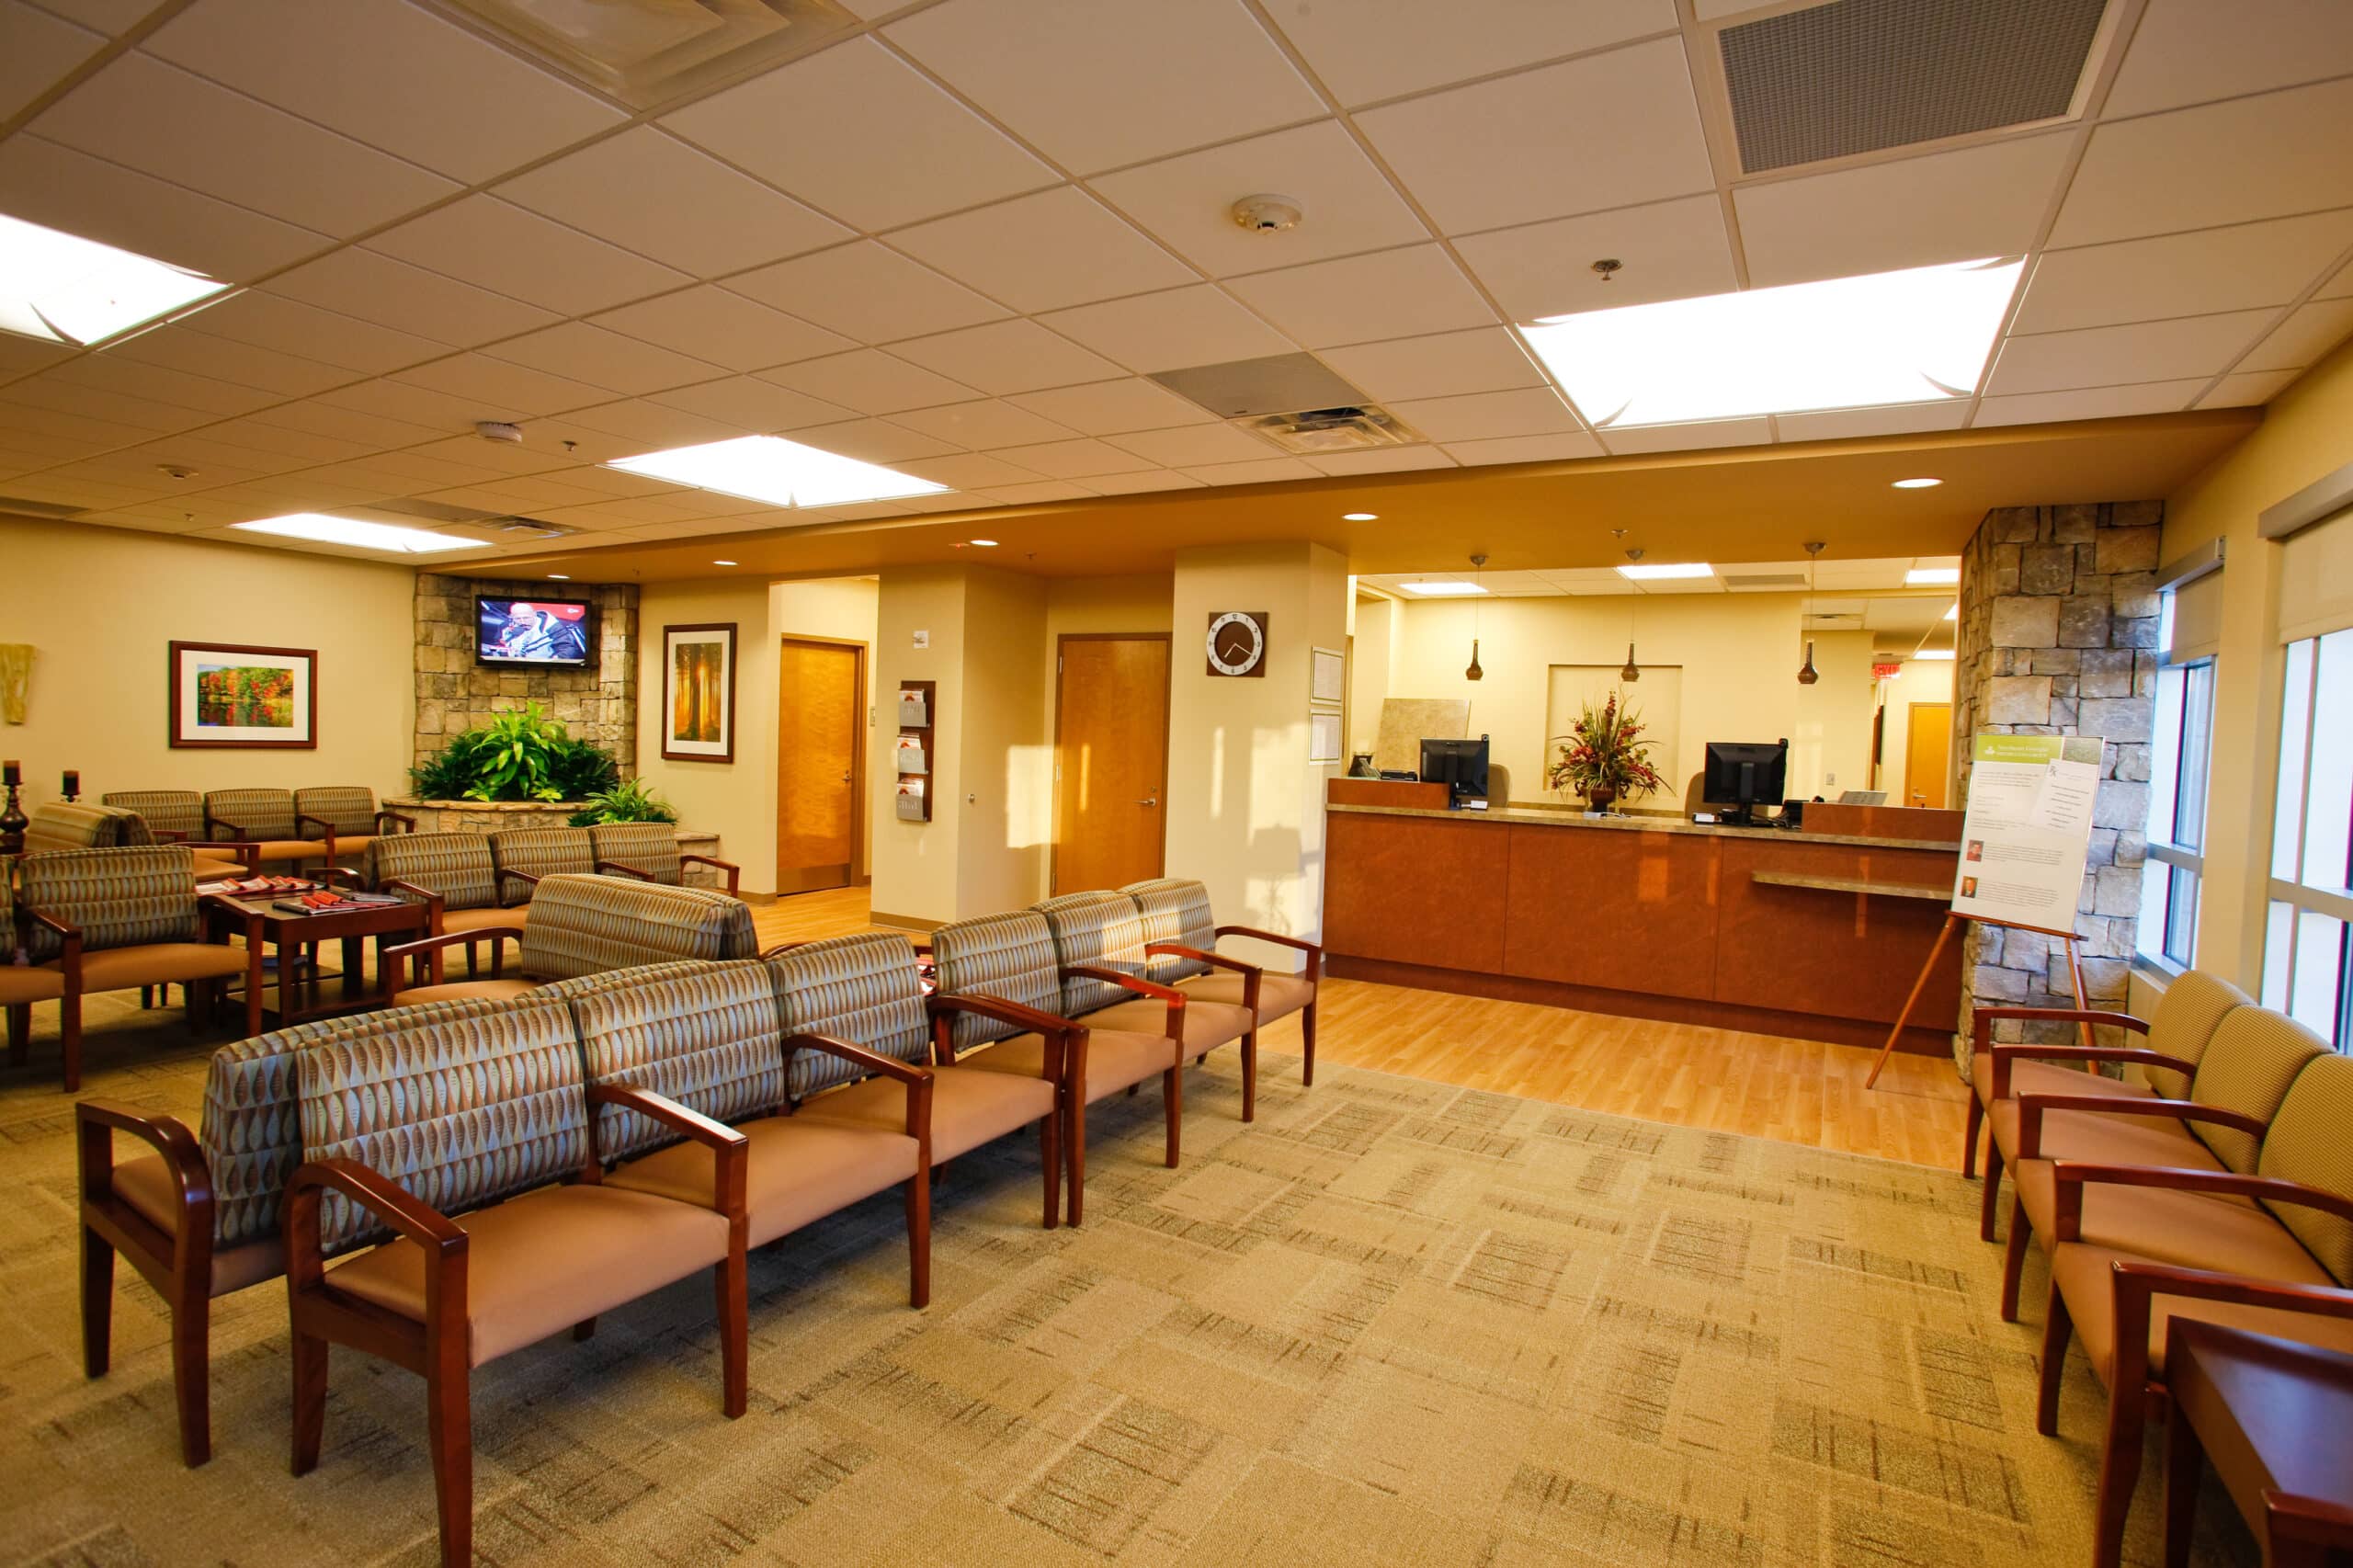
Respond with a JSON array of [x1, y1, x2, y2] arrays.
[[1149, 942, 1256, 977], [27, 908, 84, 981], [2104, 1256, 2353, 1371], [313, 867, 368, 891], [495, 867, 540, 900], [2052, 1162, 2353, 1242], [2016, 1093, 2266, 1160], [384, 926, 518, 987], [150, 827, 190, 843], [293, 812, 339, 841], [586, 1084, 747, 1219], [595, 858, 657, 881], [286, 1157, 465, 1294], [927, 991, 1083, 1040], [1063, 963, 1184, 1004], [1987, 1042, 2193, 1101], [375, 810, 415, 833], [1215, 924, 1322, 980], [378, 880, 448, 927], [680, 853, 740, 895], [1972, 1005, 2149, 1038], [2266, 1492, 2353, 1545], [76, 1100, 210, 1272], [780, 1033, 936, 1142]]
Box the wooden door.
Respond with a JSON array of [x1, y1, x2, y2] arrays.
[[777, 637, 863, 894], [1053, 635, 1171, 894], [1904, 702, 1952, 810]]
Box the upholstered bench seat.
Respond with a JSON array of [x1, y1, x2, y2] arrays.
[[1, 965, 65, 1005], [963, 1026, 1176, 1097], [1972, 1052, 2153, 1109], [2052, 1241, 2353, 1387], [386, 978, 538, 1006], [608, 1118, 918, 1249], [438, 904, 530, 935], [1087, 994, 1254, 1053], [1181, 969, 1315, 1025], [1990, 1096, 2220, 1179], [49, 944, 249, 992], [109, 1154, 288, 1294], [801, 1067, 1053, 1163]]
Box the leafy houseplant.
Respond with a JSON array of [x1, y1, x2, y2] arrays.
[[1546, 692, 1666, 812], [569, 778, 679, 827], [408, 702, 621, 803]]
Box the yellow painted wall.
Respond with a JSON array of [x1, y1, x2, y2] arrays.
[[1872, 656, 1957, 804], [772, 575, 880, 881], [869, 567, 966, 925], [957, 567, 1050, 916], [635, 578, 779, 893], [0, 517, 416, 806], [1040, 573, 1172, 738], [1347, 590, 1397, 759]]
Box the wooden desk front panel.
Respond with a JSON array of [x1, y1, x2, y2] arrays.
[[1323, 810, 1510, 973], [1502, 824, 1720, 1001], [1713, 837, 1961, 1026]]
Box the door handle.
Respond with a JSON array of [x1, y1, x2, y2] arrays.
[[1138, 796, 1158, 808], [841, 772, 853, 782]]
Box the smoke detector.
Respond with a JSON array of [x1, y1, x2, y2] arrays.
[[1230, 194, 1303, 233], [474, 420, 524, 445]]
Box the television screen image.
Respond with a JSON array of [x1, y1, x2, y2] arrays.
[[477, 597, 593, 666]]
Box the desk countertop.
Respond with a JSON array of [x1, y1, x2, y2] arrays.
[[1325, 802, 1961, 854]]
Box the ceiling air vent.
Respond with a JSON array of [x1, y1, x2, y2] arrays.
[[1719, 0, 2109, 174], [1240, 405, 1420, 456], [0, 494, 88, 519], [438, 0, 856, 110], [494, 517, 578, 540], [1723, 571, 1809, 590]]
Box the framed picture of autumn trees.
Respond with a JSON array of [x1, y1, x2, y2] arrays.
[[662, 622, 736, 763], [168, 641, 317, 749]]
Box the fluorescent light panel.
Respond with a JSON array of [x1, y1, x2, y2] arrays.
[[1617, 562, 1713, 581], [1519, 257, 2023, 428], [607, 434, 948, 508], [1906, 566, 1961, 585], [0, 211, 232, 347], [233, 514, 488, 553], [1913, 649, 1957, 660], [1399, 580, 1486, 597]]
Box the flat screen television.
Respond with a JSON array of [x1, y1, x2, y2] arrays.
[[475, 597, 594, 667]]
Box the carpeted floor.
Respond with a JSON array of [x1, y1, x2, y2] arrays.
[[0, 991, 2259, 1567]]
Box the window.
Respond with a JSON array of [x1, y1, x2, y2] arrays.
[[2137, 657, 2214, 970], [2263, 628, 2353, 1050]]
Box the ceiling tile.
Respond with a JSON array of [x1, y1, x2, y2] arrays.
[[1773, 403, 1972, 442], [484, 323, 722, 397], [978, 480, 1097, 505], [1, 378, 210, 437], [896, 452, 1048, 489], [1039, 285, 1297, 372], [1973, 381, 2206, 426], [2012, 210, 2353, 335], [0, 134, 330, 282], [2322, 257, 2353, 301], [1388, 387, 1579, 442], [1599, 417, 1772, 453], [0, 1, 104, 121], [1005, 377, 1216, 436], [787, 418, 961, 465], [1438, 432, 1604, 466], [102, 324, 351, 400], [367, 196, 690, 319], [2104, 0, 2353, 118], [649, 377, 849, 434], [241, 400, 446, 452], [887, 0, 1324, 174], [177, 291, 447, 377], [2050, 78, 2353, 248], [662, 37, 1055, 231], [759, 349, 978, 415], [1224, 244, 1495, 348], [1091, 119, 1430, 278], [2196, 369, 2301, 407], [1733, 133, 2074, 289], [1455, 194, 1734, 320], [142, 0, 623, 183], [24, 0, 153, 36], [1985, 312, 2275, 394], [496, 128, 850, 278], [564, 400, 751, 453], [1086, 470, 1199, 494], [891, 187, 1195, 313], [267, 248, 561, 347], [985, 437, 1145, 479], [725, 242, 1009, 344], [54, 352, 287, 418], [2237, 298, 2353, 372], [888, 319, 1124, 396], [316, 378, 500, 436], [1102, 422, 1278, 467], [1182, 456, 1320, 485], [892, 399, 1078, 449], [1356, 39, 1713, 235], [391, 355, 614, 418], [1306, 446, 1457, 476], [33, 52, 459, 237], [1272, 0, 1679, 106], [591, 289, 852, 375]]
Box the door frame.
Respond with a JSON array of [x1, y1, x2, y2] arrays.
[[1050, 631, 1173, 896], [1904, 700, 1953, 811], [776, 633, 869, 897]]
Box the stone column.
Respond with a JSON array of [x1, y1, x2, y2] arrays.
[[414, 576, 640, 775], [1949, 501, 2161, 1075]]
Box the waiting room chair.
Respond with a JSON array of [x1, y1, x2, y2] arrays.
[[487, 824, 597, 906], [365, 834, 534, 976], [3, 871, 66, 1063], [385, 873, 757, 1004], [1127, 876, 1324, 1088], [292, 786, 413, 865], [1035, 889, 1257, 1114], [587, 820, 741, 895], [101, 790, 251, 880], [201, 789, 329, 871]]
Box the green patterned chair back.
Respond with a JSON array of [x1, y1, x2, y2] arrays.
[[291, 786, 378, 839], [19, 845, 199, 960], [2257, 1051, 2353, 1288], [204, 788, 297, 841], [490, 827, 596, 904], [1034, 890, 1150, 1016], [365, 831, 499, 911], [588, 821, 684, 883], [2142, 969, 2253, 1098], [2186, 1007, 2326, 1174], [22, 802, 139, 855], [296, 992, 590, 1255], [766, 931, 930, 1101], [104, 790, 205, 841], [565, 961, 783, 1163], [931, 909, 1064, 1048], [1122, 877, 1216, 984], [517, 873, 756, 983]]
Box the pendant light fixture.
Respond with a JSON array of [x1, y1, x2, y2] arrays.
[[1797, 540, 1824, 686], [1620, 642, 1639, 683], [1464, 553, 1486, 680]]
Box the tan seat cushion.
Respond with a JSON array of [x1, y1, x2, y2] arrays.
[[798, 1065, 1054, 1164], [961, 1028, 1176, 1101], [440, 905, 529, 935], [1082, 994, 1255, 1053], [1971, 1052, 2154, 1108], [2052, 1240, 2353, 1386], [190, 857, 247, 882], [47, 943, 249, 992], [607, 1116, 917, 1250], [243, 839, 326, 866], [392, 978, 539, 1006], [2016, 1163, 2302, 1278], [111, 1153, 285, 1296], [324, 1182, 730, 1367], [0, 964, 65, 1004], [1177, 970, 1315, 1025], [1989, 1096, 2214, 1174]]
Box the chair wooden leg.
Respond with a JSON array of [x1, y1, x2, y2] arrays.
[[1066, 1092, 1088, 1228], [2036, 1283, 2074, 1437], [1301, 1000, 1317, 1086], [1979, 1142, 2005, 1243], [2162, 1398, 2202, 1568], [170, 1278, 211, 1468], [1241, 1028, 1257, 1123], [1040, 1109, 1061, 1232], [572, 1319, 597, 1342], [61, 989, 82, 1094], [1962, 1094, 1984, 1178], [81, 1224, 113, 1378], [1125, 1083, 1139, 1096], [904, 1167, 931, 1310], [6, 1002, 28, 1066], [1999, 1196, 2031, 1323], [290, 1327, 327, 1476], [714, 1256, 746, 1419], [2092, 1386, 2153, 1568], [425, 1350, 472, 1568], [1164, 1065, 1181, 1169]]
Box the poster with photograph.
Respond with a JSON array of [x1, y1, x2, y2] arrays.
[[169, 642, 316, 749], [663, 623, 736, 763], [1950, 733, 2105, 932]]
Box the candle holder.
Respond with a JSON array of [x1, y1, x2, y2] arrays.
[[0, 778, 26, 858], [62, 770, 80, 802]]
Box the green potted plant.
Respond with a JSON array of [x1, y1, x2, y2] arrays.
[[568, 778, 679, 827], [408, 702, 621, 803], [1546, 692, 1666, 813]]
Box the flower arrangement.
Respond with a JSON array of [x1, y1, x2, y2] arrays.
[[1545, 692, 1666, 811]]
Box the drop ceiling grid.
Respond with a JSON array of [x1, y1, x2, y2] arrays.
[[0, 0, 2346, 562]]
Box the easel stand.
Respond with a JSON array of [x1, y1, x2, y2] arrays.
[[1864, 911, 2096, 1088]]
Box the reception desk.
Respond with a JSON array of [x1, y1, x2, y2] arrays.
[[1324, 801, 1964, 1053]]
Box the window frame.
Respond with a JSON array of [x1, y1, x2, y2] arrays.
[[2138, 654, 2214, 974], [2263, 627, 2353, 1050]]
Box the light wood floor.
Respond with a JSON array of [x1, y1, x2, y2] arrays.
[[751, 887, 1971, 1168]]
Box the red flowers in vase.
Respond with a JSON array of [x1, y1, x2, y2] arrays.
[[1544, 691, 1665, 810]]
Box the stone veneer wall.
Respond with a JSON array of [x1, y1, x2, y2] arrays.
[[413, 575, 639, 774], [1950, 500, 2162, 1073]]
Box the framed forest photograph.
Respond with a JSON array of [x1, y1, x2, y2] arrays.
[[663, 621, 737, 763], [168, 641, 317, 749]]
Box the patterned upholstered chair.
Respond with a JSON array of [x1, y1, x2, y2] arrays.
[[202, 788, 326, 870], [486, 825, 597, 908], [385, 873, 758, 1005], [3, 871, 65, 1062], [292, 786, 413, 864], [932, 908, 1186, 1224], [587, 820, 742, 894], [769, 931, 1070, 1230], [365, 832, 527, 958], [23, 801, 141, 855], [17, 846, 255, 1090], [1034, 890, 1257, 1113], [284, 991, 748, 1566], [1126, 876, 1324, 1089], [577, 960, 935, 1305], [102, 790, 251, 879]]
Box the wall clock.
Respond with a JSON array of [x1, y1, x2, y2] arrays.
[[1206, 610, 1269, 677]]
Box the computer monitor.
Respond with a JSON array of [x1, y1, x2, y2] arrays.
[[1703, 739, 1789, 824], [1419, 736, 1489, 805]]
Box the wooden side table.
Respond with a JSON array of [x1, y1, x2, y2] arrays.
[[203, 893, 427, 1028], [2165, 1319, 2353, 1568]]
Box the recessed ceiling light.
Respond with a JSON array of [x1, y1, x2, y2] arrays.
[[547, 573, 570, 580], [969, 538, 998, 547], [1893, 477, 1943, 489], [1518, 256, 2023, 427], [1913, 648, 1957, 660], [0, 211, 233, 347], [1398, 580, 1487, 597], [1906, 566, 1961, 585], [232, 514, 488, 554], [712, 559, 737, 566], [1617, 562, 1714, 581], [1943, 602, 1959, 620], [607, 434, 949, 508], [1343, 512, 1378, 521]]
